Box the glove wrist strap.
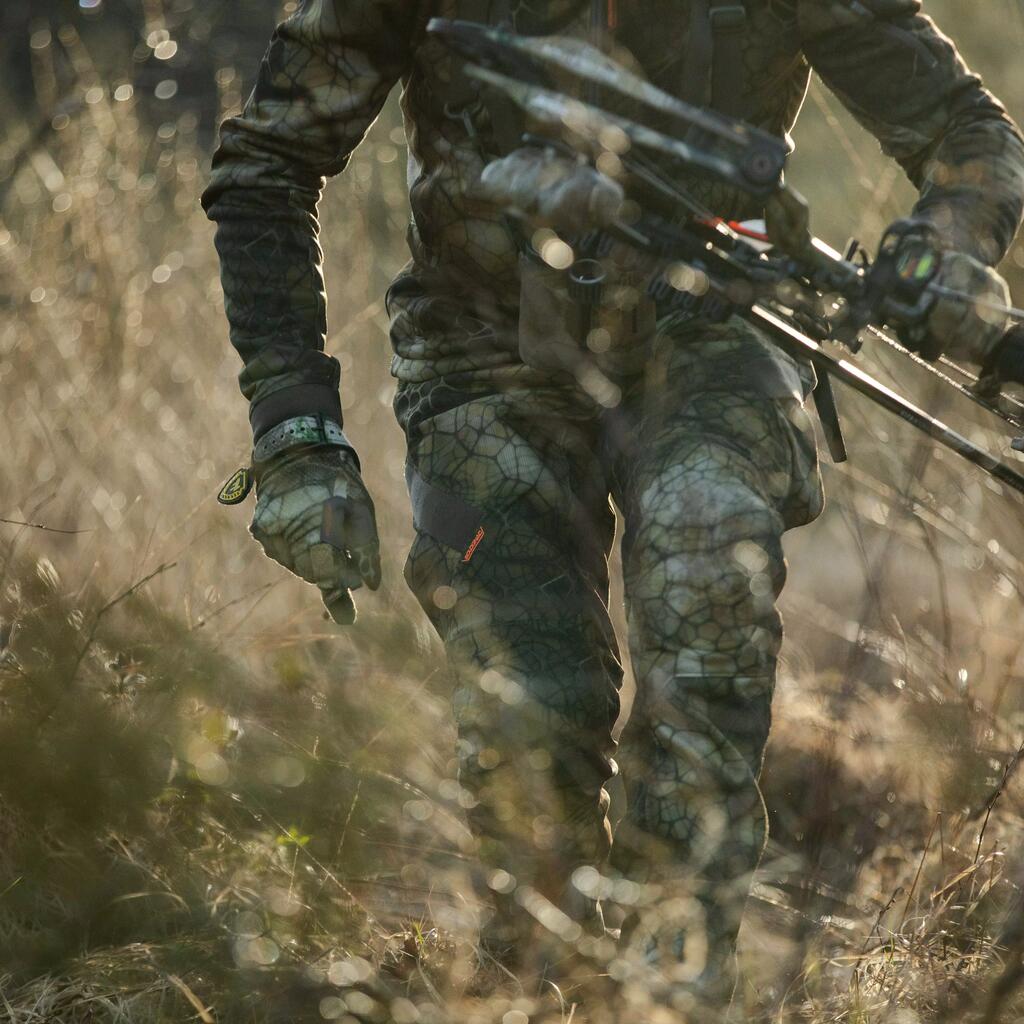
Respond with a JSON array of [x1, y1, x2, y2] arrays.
[[252, 415, 356, 466]]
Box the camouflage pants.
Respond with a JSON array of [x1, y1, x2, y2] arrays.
[[398, 316, 824, 1002]]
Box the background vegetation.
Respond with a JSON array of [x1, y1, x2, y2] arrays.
[[2, 1, 1024, 1020]]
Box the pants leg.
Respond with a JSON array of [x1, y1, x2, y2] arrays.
[[609, 333, 824, 1010], [401, 384, 622, 965]]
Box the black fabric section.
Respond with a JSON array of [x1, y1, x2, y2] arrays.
[[710, 0, 748, 118], [682, 0, 713, 106], [249, 384, 343, 440], [405, 463, 486, 554]]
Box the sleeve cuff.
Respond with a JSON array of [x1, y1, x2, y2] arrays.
[[249, 384, 343, 441]]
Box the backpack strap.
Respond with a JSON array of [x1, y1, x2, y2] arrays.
[[708, 0, 749, 117], [681, 0, 749, 117]]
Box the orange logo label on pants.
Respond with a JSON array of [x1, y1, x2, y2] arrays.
[[463, 527, 485, 563]]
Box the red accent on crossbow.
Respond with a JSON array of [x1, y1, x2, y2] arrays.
[[701, 216, 771, 243]]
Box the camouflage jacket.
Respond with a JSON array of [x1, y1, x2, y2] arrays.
[[202, 0, 1024, 439]]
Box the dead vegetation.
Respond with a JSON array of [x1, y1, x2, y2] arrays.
[[2, 2, 1024, 1021]]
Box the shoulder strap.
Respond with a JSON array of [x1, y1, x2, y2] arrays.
[[709, 0, 748, 117], [681, 0, 749, 116]]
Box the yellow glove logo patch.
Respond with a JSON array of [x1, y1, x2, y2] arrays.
[[217, 467, 254, 505]]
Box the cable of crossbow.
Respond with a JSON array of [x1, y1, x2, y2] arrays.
[[750, 305, 1024, 498], [935, 354, 1024, 418], [864, 325, 1024, 432], [928, 283, 1024, 322], [622, 149, 720, 220]]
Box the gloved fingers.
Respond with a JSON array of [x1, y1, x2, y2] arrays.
[[304, 541, 364, 594], [322, 496, 382, 591], [475, 148, 624, 234], [250, 489, 323, 561], [344, 502, 382, 590], [253, 522, 361, 623], [928, 295, 973, 357], [350, 541, 382, 592], [982, 323, 1024, 389], [322, 587, 357, 626], [931, 252, 1012, 363]]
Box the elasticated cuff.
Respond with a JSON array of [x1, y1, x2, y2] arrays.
[[249, 384, 343, 441]]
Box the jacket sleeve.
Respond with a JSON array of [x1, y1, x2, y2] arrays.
[[201, 0, 417, 439], [799, 0, 1024, 266]]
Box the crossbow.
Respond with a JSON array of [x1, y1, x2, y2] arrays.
[[428, 18, 1024, 496]]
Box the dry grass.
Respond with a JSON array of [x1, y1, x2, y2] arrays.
[[2, 3, 1024, 1021]]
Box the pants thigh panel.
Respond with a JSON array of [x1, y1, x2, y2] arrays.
[[404, 389, 620, 727], [610, 388, 815, 983], [621, 391, 799, 696], [402, 388, 622, 924]]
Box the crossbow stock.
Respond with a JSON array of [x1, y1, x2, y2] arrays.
[[428, 17, 1024, 497]]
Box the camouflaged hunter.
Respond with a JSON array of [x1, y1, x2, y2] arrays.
[[203, 0, 1024, 1011]]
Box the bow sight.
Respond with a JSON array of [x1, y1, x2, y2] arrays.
[[428, 17, 1024, 496]]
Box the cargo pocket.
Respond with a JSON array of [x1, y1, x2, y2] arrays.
[[402, 462, 490, 621]]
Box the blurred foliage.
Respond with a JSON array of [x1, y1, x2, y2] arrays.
[[2, 1, 1024, 1021], [0, 0, 280, 140]]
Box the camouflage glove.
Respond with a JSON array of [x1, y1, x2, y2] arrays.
[[250, 419, 381, 625], [979, 323, 1024, 392], [473, 146, 624, 235], [899, 247, 1012, 365]]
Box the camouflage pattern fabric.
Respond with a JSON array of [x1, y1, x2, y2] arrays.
[[400, 316, 823, 1002], [201, 0, 1024, 1006]]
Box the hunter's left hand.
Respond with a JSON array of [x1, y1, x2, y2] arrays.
[[979, 322, 1024, 392], [899, 247, 1011, 365], [250, 445, 381, 626]]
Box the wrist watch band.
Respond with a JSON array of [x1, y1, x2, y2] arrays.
[[252, 415, 355, 465]]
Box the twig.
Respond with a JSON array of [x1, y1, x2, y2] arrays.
[[0, 516, 91, 535], [165, 973, 215, 1023], [897, 813, 940, 935], [93, 561, 178, 621], [854, 886, 903, 980], [189, 582, 275, 630], [0, 491, 58, 588], [35, 561, 177, 726], [336, 778, 362, 863], [972, 741, 1024, 864], [0, 877, 23, 901]]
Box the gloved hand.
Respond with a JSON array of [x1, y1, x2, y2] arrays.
[[899, 247, 1012, 365], [251, 445, 381, 625], [979, 322, 1024, 394], [473, 146, 625, 235]]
